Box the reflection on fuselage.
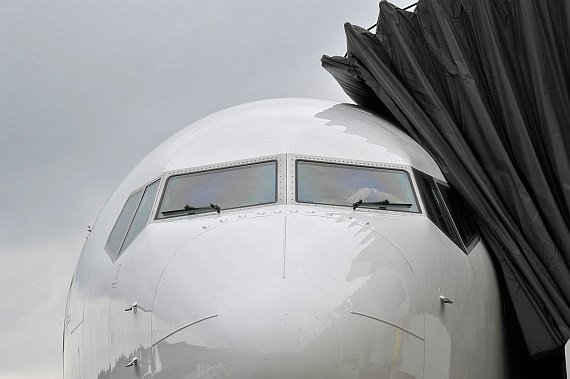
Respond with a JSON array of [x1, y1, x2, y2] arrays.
[[65, 99, 508, 379], [145, 214, 424, 378]]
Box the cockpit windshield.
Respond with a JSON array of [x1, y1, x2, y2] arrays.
[[157, 161, 277, 219], [296, 160, 419, 212]]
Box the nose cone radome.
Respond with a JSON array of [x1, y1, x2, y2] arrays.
[[151, 213, 424, 378]]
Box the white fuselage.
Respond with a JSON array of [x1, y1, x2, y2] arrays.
[[64, 99, 507, 378]]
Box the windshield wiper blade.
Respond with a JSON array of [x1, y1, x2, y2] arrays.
[[352, 199, 412, 210], [162, 203, 221, 216]]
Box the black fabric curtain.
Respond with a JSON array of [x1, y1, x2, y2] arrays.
[[322, 0, 570, 357]]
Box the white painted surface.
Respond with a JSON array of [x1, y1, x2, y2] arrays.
[[566, 338, 570, 379], [64, 99, 507, 378]]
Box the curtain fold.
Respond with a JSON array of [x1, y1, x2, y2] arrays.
[[322, 0, 570, 356]]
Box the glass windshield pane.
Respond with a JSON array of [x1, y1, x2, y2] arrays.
[[158, 161, 277, 219], [414, 170, 461, 246], [437, 183, 478, 247], [121, 180, 160, 252], [106, 189, 143, 255], [296, 160, 419, 212]]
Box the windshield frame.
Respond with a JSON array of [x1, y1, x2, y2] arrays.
[[153, 155, 285, 221], [290, 155, 422, 214]]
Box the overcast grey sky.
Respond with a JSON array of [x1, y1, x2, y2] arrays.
[[1, 1, 412, 377]]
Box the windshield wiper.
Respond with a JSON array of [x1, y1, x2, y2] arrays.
[[162, 203, 221, 216], [352, 199, 412, 210]]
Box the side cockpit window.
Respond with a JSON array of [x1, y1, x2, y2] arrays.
[[437, 183, 478, 248], [106, 179, 160, 260], [414, 171, 460, 245], [414, 169, 479, 253], [122, 180, 160, 250], [106, 190, 143, 256]]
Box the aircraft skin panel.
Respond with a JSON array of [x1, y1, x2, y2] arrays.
[[64, 99, 507, 378], [372, 212, 507, 378], [149, 214, 424, 377]]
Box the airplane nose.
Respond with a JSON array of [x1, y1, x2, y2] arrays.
[[151, 213, 424, 378]]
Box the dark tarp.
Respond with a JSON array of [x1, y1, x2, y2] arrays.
[[322, 0, 570, 357]]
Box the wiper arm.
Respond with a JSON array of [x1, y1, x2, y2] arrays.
[[162, 203, 221, 216], [352, 199, 412, 210]]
